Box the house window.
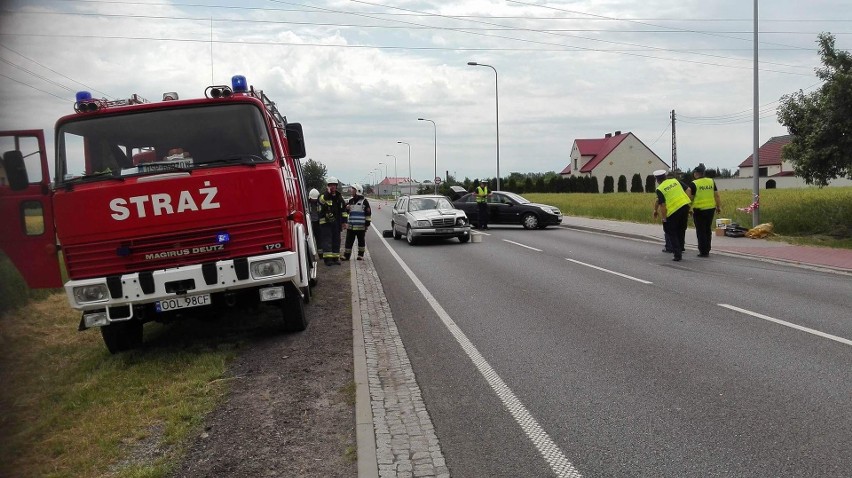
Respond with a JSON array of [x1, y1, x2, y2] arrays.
[[574, 158, 578, 171], [758, 167, 768, 177]]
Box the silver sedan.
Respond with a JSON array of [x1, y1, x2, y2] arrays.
[[391, 195, 471, 245]]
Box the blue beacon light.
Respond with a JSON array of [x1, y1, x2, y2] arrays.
[[76, 91, 92, 102], [231, 75, 248, 93]]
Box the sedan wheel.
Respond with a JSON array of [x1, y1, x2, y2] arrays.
[[406, 226, 417, 245], [392, 221, 402, 240], [522, 213, 539, 230]]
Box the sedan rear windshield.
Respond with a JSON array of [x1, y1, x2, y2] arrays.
[[56, 104, 272, 184]]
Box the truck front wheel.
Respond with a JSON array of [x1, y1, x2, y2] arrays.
[[100, 319, 143, 354], [282, 283, 308, 332]]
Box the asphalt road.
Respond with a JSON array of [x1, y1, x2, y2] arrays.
[[366, 203, 852, 477]]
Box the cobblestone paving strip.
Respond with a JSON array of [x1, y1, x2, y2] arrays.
[[356, 252, 450, 478]]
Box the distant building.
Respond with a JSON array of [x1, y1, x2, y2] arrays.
[[737, 135, 794, 178], [561, 131, 668, 185], [377, 177, 416, 196]]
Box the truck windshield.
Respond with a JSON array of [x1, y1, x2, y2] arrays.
[[56, 104, 273, 184]]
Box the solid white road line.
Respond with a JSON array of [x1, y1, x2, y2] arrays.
[[503, 239, 543, 252], [564, 258, 653, 285], [373, 225, 582, 478], [718, 304, 852, 347]]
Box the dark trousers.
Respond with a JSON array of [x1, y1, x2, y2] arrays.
[[477, 202, 488, 228], [664, 205, 689, 259], [344, 229, 366, 258], [320, 222, 341, 260], [693, 208, 715, 255], [312, 220, 322, 254]]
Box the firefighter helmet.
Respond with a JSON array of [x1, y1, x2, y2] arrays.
[[327, 176, 339, 185], [309, 188, 320, 200], [353, 183, 363, 195]]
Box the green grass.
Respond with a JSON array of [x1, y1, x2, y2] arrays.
[[0, 293, 256, 478], [526, 187, 852, 248]]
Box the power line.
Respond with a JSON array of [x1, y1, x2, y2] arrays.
[[506, 0, 812, 52], [0, 72, 72, 101], [0, 44, 113, 98], [337, 0, 810, 70], [0, 31, 817, 77], [41, 0, 852, 23]]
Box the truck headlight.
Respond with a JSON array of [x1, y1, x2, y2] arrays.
[[73, 284, 110, 304], [250, 259, 285, 279]]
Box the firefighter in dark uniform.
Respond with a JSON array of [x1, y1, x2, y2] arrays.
[[318, 177, 348, 265], [653, 169, 691, 261], [343, 184, 371, 261], [688, 163, 722, 257]]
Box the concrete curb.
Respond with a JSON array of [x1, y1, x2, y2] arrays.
[[351, 259, 379, 478]]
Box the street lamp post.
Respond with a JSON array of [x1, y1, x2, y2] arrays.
[[378, 162, 388, 197], [418, 118, 437, 193], [397, 141, 411, 194], [467, 61, 500, 191], [386, 154, 397, 197]]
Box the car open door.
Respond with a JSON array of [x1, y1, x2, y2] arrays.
[[0, 130, 63, 288]]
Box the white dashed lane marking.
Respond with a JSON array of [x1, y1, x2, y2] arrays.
[[564, 258, 653, 285], [376, 226, 583, 478], [503, 239, 543, 252], [719, 304, 852, 346]]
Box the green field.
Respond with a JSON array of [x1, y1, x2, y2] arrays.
[[526, 187, 852, 248]]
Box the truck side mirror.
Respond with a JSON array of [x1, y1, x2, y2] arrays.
[[2, 150, 29, 191], [286, 123, 306, 159]]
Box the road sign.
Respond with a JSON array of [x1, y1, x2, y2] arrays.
[[434, 177, 442, 184]]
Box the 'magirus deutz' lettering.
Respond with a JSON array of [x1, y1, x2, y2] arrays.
[[110, 184, 220, 221]]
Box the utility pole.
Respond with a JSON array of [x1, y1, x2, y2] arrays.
[[671, 109, 678, 172], [752, 0, 761, 226]]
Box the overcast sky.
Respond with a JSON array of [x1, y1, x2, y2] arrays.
[[1, 0, 849, 185]]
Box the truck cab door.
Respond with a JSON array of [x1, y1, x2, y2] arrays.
[[0, 130, 63, 288]]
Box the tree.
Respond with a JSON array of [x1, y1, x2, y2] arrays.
[[645, 175, 656, 193], [777, 33, 852, 186], [630, 173, 644, 192], [302, 158, 327, 191], [617, 175, 628, 192], [603, 176, 614, 193]]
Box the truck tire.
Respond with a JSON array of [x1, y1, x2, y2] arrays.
[[282, 282, 308, 332], [100, 319, 143, 354]]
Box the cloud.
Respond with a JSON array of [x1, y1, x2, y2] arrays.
[[0, 0, 847, 183]]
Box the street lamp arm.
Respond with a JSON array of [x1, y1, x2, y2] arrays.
[[467, 61, 500, 190]]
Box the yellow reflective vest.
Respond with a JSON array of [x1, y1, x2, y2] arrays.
[[691, 177, 716, 210], [656, 179, 690, 217], [476, 186, 489, 203]]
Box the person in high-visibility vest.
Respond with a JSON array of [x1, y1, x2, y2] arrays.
[[653, 169, 691, 261], [474, 179, 492, 230], [318, 176, 348, 265], [688, 163, 722, 257], [343, 184, 371, 261]]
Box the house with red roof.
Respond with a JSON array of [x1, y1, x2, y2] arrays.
[[561, 131, 668, 183], [377, 177, 415, 196], [737, 135, 794, 178]]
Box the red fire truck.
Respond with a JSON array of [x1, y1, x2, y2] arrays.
[[0, 75, 318, 353]]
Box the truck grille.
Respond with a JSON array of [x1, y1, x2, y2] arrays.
[[64, 219, 286, 279], [430, 217, 456, 227]]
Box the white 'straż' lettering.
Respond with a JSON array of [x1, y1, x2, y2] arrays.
[[109, 185, 221, 221], [110, 198, 130, 220]]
